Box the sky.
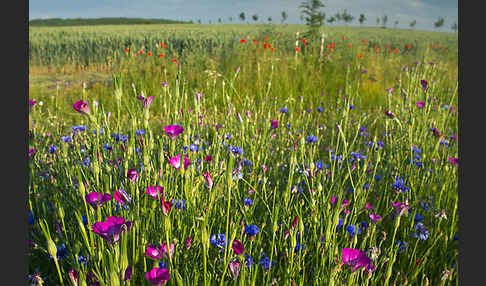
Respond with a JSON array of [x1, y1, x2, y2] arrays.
[[29, 0, 458, 31]]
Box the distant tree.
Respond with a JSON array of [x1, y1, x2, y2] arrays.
[[342, 9, 354, 26], [451, 22, 458, 32], [300, 0, 326, 38], [281, 11, 288, 23], [239, 12, 246, 22], [394, 20, 399, 29], [327, 16, 336, 24], [252, 14, 259, 22], [218, 18, 222, 24], [382, 14, 388, 28], [229, 17, 233, 23], [268, 17, 272, 23], [359, 14, 366, 26], [208, 20, 212, 24], [376, 16, 380, 26], [434, 17, 445, 30], [335, 12, 342, 25], [197, 19, 201, 24], [409, 19, 416, 29]]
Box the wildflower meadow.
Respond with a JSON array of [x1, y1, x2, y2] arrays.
[[28, 23, 458, 286]]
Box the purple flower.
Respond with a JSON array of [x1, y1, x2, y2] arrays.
[[161, 81, 168, 87], [390, 201, 409, 216], [137, 94, 154, 108], [85, 192, 112, 208], [127, 169, 139, 183], [229, 260, 242, 279], [385, 110, 395, 119], [145, 268, 170, 286], [91, 216, 132, 244], [123, 266, 132, 282], [73, 100, 90, 114], [416, 102, 425, 108], [164, 125, 184, 139], [146, 186, 163, 199], [421, 79, 429, 91], [341, 248, 375, 273], [29, 148, 36, 159], [232, 239, 245, 255], [369, 214, 382, 223], [449, 157, 459, 165], [146, 245, 164, 260]]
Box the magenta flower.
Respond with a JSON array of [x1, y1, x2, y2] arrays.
[[113, 189, 131, 205], [183, 155, 191, 170], [169, 154, 190, 170], [229, 260, 242, 279], [369, 214, 382, 223], [146, 245, 164, 260], [127, 169, 139, 183], [203, 172, 213, 189], [385, 110, 395, 119], [145, 268, 170, 286], [91, 216, 132, 244], [164, 125, 184, 139], [341, 248, 375, 273], [416, 102, 425, 108], [28, 148, 36, 159], [390, 201, 409, 216], [29, 100, 37, 111], [85, 192, 112, 208], [123, 266, 132, 282], [232, 239, 245, 255], [161, 197, 172, 215], [185, 237, 193, 249], [161, 242, 175, 259], [73, 100, 90, 114], [137, 94, 154, 108], [146, 186, 163, 199], [270, 120, 278, 129], [449, 157, 459, 165], [68, 269, 79, 285], [161, 81, 168, 87]]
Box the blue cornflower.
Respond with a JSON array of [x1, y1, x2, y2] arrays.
[[230, 146, 244, 156], [158, 261, 167, 269], [243, 158, 253, 168], [245, 225, 260, 237], [395, 240, 408, 254], [414, 213, 424, 222], [83, 158, 91, 167], [346, 224, 362, 236], [56, 244, 68, 260], [391, 176, 410, 193], [259, 253, 274, 271], [294, 242, 304, 254], [82, 215, 88, 225], [93, 128, 104, 135], [440, 140, 449, 147], [136, 129, 145, 136], [189, 144, 199, 152], [112, 133, 127, 143], [349, 105, 355, 109], [226, 134, 232, 140], [72, 125, 87, 132], [315, 161, 323, 171], [280, 107, 288, 113], [337, 217, 344, 229], [243, 198, 253, 206], [210, 234, 227, 249], [411, 146, 422, 154], [287, 123, 292, 128], [49, 145, 57, 154], [317, 107, 323, 112], [453, 234, 458, 241], [77, 255, 88, 267], [245, 254, 254, 268], [359, 126, 367, 132], [103, 143, 112, 151], [172, 199, 187, 210], [61, 136, 71, 143], [28, 211, 34, 225], [363, 183, 370, 190], [306, 136, 318, 143], [360, 221, 369, 230], [411, 223, 430, 240]]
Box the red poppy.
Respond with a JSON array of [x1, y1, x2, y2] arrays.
[[270, 48, 274, 52], [125, 48, 129, 53], [173, 58, 178, 63], [159, 54, 164, 58], [407, 44, 411, 49], [302, 38, 306, 43], [296, 47, 301, 51], [147, 52, 152, 56], [139, 50, 144, 55], [268, 44, 272, 48], [359, 54, 363, 59], [430, 45, 434, 49], [327, 44, 331, 48], [330, 47, 335, 53], [437, 45, 441, 49], [240, 39, 246, 43], [393, 48, 399, 53], [342, 35, 346, 41], [444, 49, 448, 53], [362, 39, 368, 45], [263, 43, 267, 48], [264, 36, 268, 41], [348, 43, 353, 48]]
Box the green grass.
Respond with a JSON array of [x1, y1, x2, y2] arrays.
[[28, 24, 458, 286]]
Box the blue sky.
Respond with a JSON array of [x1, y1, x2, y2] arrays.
[[29, 0, 458, 31]]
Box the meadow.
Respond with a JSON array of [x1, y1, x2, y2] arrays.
[[28, 24, 458, 285]]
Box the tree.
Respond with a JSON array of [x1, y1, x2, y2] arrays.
[[268, 17, 272, 23], [197, 19, 201, 24], [299, 0, 326, 39], [228, 17, 233, 23], [335, 12, 342, 25], [451, 22, 458, 33], [252, 14, 259, 22], [434, 17, 444, 30], [359, 14, 366, 26], [376, 16, 380, 26], [327, 16, 336, 24], [409, 19, 416, 29], [281, 11, 288, 24], [394, 20, 399, 29], [239, 12, 246, 22], [382, 14, 388, 28], [342, 9, 354, 26], [218, 18, 222, 24]]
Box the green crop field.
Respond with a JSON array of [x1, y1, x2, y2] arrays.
[[28, 23, 458, 286]]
